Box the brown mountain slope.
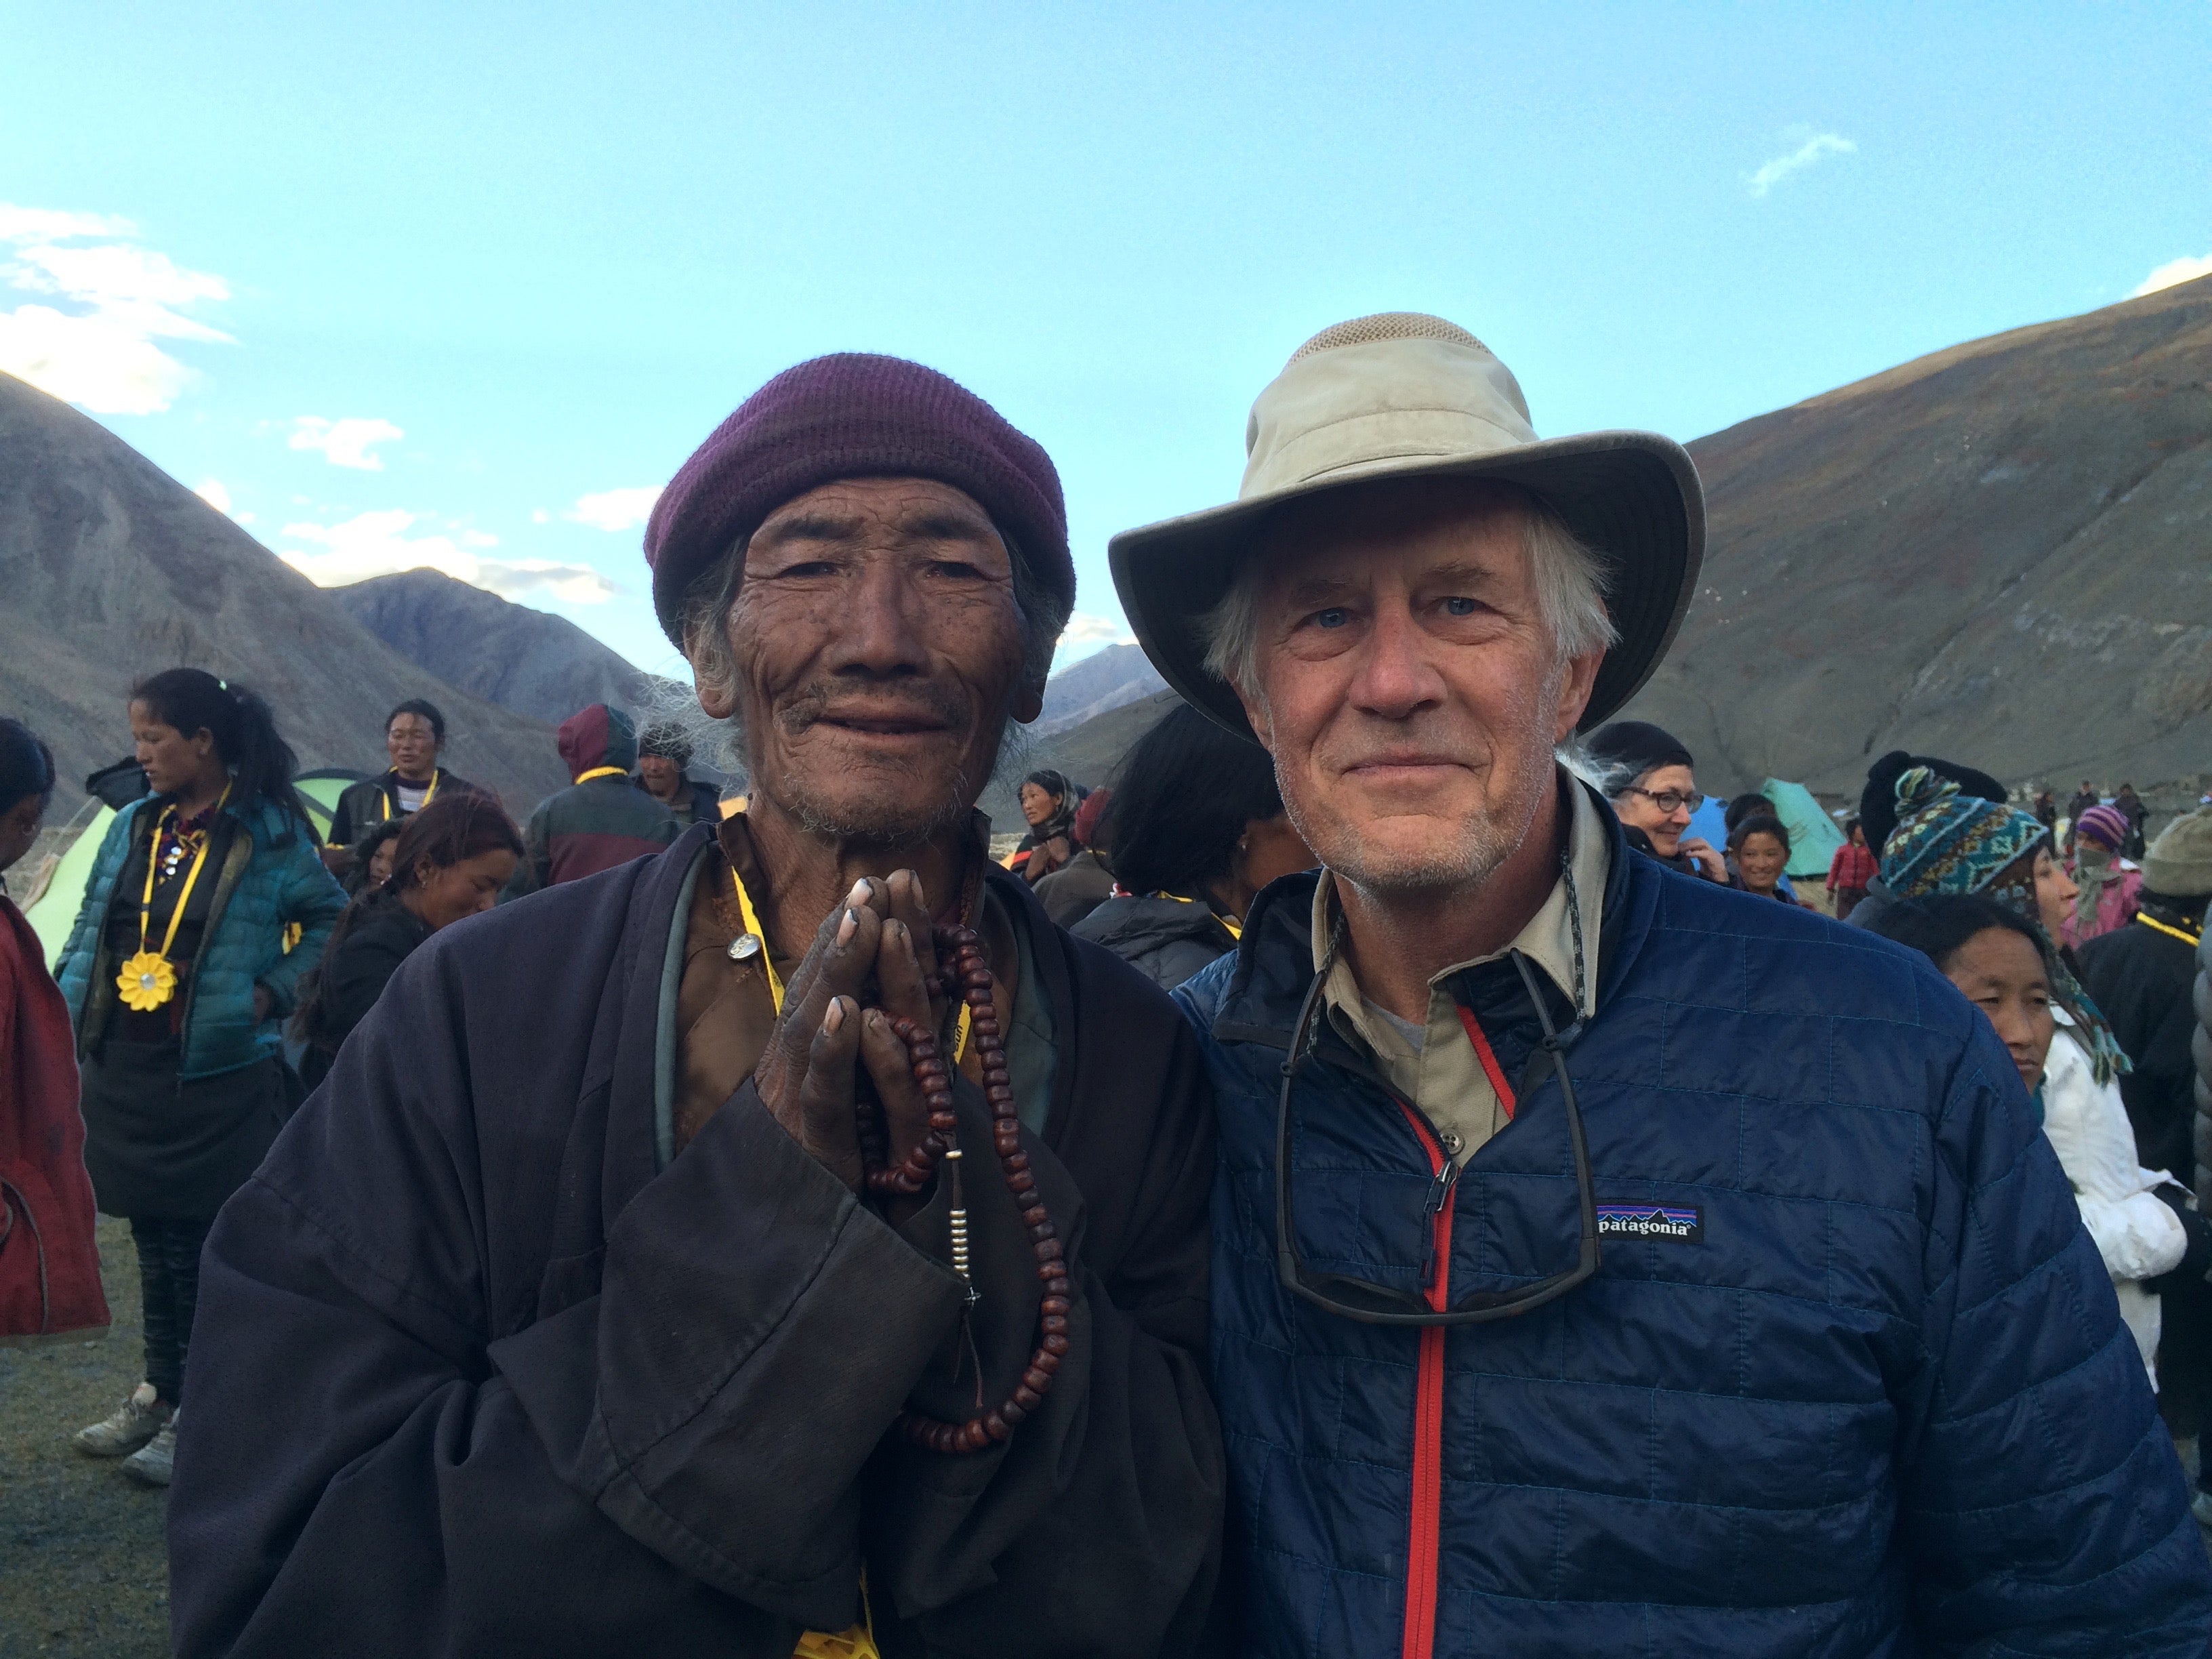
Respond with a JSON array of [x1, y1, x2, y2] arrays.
[[0, 373, 569, 814], [1623, 273, 2212, 796], [331, 568, 665, 727]]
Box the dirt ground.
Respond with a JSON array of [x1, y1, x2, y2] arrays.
[[0, 1217, 167, 1658]]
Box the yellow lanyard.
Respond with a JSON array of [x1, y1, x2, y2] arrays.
[[730, 867, 970, 1059], [2137, 913, 2203, 948], [379, 770, 440, 821], [140, 787, 230, 960], [574, 765, 628, 784], [1151, 890, 1243, 939]]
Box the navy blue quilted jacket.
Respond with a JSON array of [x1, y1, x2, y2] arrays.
[[1176, 798, 2212, 1658]]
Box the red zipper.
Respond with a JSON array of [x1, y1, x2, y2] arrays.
[[1397, 1013, 1514, 1659], [1395, 1100, 1454, 1659]]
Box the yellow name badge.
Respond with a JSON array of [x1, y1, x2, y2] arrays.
[[117, 949, 178, 1011]]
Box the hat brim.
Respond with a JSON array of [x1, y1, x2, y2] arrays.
[[1107, 430, 1705, 744]]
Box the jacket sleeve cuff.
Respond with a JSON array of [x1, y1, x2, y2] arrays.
[[567, 1082, 970, 1619]]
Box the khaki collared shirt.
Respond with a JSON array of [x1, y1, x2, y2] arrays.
[[1311, 777, 1608, 1164]]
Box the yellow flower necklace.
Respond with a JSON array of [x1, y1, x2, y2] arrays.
[[117, 785, 230, 1012]]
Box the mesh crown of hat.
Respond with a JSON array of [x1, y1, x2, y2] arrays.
[[1288, 312, 1490, 365]]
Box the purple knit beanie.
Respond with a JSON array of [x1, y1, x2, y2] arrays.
[[644, 352, 1071, 644], [2072, 803, 2130, 855]]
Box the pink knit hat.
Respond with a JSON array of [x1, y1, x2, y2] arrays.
[[644, 353, 1071, 643]]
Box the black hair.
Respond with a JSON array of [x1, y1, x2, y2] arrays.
[[1727, 813, 1790, 855], [1843, 815, 1863, 840], [130, 668, 305, 832], [1863, 892, 2051, 979], [342, 819, 407, 897], [294, 794, 523, 1057], [1103, 701, 1284, 898], [385, 699, 447, 743], [1023, 769, 1073, 802], [1723, 793, 1773, 834], [0, 718, 57, 819]]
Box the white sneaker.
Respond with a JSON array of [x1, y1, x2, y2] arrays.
[[121, 1410, 177, 1487], [74, 1382, 170, 1457]]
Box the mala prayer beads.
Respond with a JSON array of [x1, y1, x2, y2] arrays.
[[857, 924, 1070, 1456]]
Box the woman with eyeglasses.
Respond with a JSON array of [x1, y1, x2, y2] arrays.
[[1580, 720, 1725, 882]]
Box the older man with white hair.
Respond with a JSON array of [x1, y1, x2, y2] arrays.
[[1111, 313, 2212, 1656]]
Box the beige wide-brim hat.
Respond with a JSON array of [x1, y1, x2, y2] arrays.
[[1109, 312, 1705, 742]]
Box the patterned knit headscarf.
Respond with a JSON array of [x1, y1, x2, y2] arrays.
[[1881, 766, 2129, 1084]]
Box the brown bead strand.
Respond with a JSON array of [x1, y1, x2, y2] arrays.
[[855, 926, 1070, 1454]]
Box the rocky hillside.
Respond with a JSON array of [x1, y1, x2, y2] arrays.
[[0, 373, 569, 813], [331, 568, 665, 727], [1624, 273, 2212, 798], [1033, 642, 1166, 737]]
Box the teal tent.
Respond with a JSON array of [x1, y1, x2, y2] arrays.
[[1759, 779, 1847, 879]]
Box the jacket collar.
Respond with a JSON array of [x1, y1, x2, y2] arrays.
[[1212, 774, 1644, 1050]]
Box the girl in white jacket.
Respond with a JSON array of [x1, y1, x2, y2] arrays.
[[1872, 762, 2212, 1385]]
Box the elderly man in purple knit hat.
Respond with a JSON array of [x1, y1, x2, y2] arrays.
[[167, 356, 1227, 1657]]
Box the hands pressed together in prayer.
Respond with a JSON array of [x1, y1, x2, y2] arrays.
[[753, 869, 956, 1195]]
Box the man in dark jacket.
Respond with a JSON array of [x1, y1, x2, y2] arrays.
[[169, 354, 1224, 1656], [634, 719, 726, 829], [2080, 808, 2212, 1524], [501, 703, 678, 899], [1109, 310, 2212, 1654], [325, 698, 482, 874]]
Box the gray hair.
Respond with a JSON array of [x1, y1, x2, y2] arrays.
[[1198, 492, 1618, 702], [670, 525, 1069, 785]]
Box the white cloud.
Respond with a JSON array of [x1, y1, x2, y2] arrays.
[[565, 486, 663, 531], [1059, 613, 1135, 648], [289, 415, 405, 470], [194, 477, 232, 513], [2131, 253, 2212, 298], [279, 508, 618, 604], [1746, 132, 1857, 199], [0, 203, 234, 414]]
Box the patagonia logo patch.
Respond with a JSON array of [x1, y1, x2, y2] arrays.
[[1597, 1204, 1703, 1242]]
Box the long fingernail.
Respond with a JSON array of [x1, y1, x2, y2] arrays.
[[825, 998, 846, 1034], [837, 909, 857, 944], [847, 878, 872, 906]]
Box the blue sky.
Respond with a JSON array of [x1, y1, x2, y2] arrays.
[[4, 3, 2207, 680]]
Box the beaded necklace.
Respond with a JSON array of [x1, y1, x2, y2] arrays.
[[723, 872, 1065, 1454]]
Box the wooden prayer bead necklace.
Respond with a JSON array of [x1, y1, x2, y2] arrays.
[[855, 924, 1070, 1455]]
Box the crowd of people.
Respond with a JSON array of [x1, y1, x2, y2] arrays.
[[0, 312, 2209, 1654]]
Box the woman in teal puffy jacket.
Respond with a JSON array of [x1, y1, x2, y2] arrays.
[[54, 669, 344, 1487]]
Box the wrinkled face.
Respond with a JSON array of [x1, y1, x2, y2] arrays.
[[386, 713, 440, 781], [1612, 762, 1698, 857], [697, 477, 1038, 846], [637, 754, 683, 797], [1944, 927, 2055, 1094], [1735, 830, 1786, 892], [129, 702, 216, 798], [0, 791, 45, 876], [1233, 478, 1600, 898], [410, 848, 518, 930], [1019, 781, 1061, 827]]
